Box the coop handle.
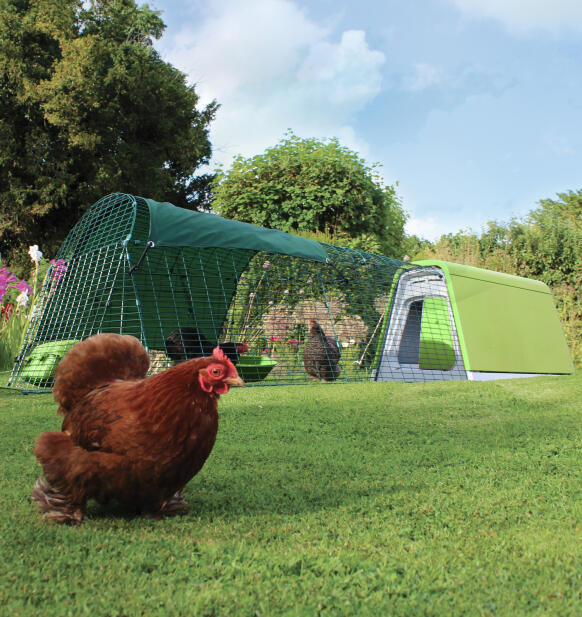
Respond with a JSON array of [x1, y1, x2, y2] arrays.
[[129, 241, 155, 274]]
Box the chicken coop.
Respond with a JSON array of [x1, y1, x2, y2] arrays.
[[8, 193, 574, 392], [373, 260, 574, 382]]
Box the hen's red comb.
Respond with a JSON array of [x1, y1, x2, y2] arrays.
[[212, 346, 228, 362]]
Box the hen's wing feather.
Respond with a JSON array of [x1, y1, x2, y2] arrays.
[[324, 336, 341, 361]]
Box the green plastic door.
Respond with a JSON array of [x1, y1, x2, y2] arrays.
[[419, 297, 456, 370]]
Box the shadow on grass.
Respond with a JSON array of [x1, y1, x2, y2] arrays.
[[80, 465, 424, 525]]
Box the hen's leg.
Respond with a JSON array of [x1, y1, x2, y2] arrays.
[[162, 491, 188, 514], [144, 491, 188, 520], [31, 477, 84, 525]]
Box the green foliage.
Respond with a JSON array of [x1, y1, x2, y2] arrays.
[[0, 254, 56, 371], [0, 303, 29, 371], [0, 0, 217, 270], [212, 132, 407, 258], [419, 190, 582, 367], [531, 189, 582, 228], [2, 375, 582, 616]]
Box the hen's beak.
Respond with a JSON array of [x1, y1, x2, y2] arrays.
[[225, 375, 245, 387]]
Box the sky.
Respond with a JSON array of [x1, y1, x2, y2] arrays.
[[151, 0, 582, 240]]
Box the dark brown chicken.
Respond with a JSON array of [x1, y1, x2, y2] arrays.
[[32, 333, 243, 525], [165, 327, 248, 365], [303, 319, 341, 382]]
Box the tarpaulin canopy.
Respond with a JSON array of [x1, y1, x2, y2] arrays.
[[145, 198, 329, 263]]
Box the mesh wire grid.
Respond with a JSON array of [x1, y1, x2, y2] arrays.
[[8, 195, 467, 391]]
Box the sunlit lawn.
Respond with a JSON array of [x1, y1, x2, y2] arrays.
[[2, 373, 582, 616]]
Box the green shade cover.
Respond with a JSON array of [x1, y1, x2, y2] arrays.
[[145, 199, 329, 262], [419, 297, 456, 370]]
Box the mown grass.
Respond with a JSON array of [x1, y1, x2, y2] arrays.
[[2, 374, 582, 616]]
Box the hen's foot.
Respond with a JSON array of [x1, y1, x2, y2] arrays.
[[145, 492, 188, 520], [31, 477, 84, 525]]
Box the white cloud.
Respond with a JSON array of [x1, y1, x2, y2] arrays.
[[405, 216, 456, 242], [404, 63, 442, 92], [449, 0, 582, 33], [297, 30, 385, 105], [158, 0, 385, 168], [545, 134, 576, 157]]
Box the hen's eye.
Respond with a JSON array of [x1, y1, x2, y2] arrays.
[[211, 367, 222, 377]]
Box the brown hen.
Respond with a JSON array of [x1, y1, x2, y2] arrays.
[[32, 333, 243, 525], [303, 319, 341, 382]]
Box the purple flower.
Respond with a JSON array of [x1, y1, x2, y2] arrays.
[[0, 265, 32, 304]]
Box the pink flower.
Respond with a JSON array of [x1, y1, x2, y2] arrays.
[[269, 335, 281, 342], [262, 260, 271, 269], [298, 289, 304, 295], [287, 339, 303, 348], [14, 279, 32, 294], [0, 265, 32, 303], [49, 259, 67, 283]]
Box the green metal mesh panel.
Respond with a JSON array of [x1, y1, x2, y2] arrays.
[[57, 193, 139, 258], [8, 194, 144, 391], [196, 245, 407, 385], [125, 244, 254, 351]]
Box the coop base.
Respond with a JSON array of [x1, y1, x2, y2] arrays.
[[467, 371, 569, 381]]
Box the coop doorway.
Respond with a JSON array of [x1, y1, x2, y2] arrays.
[[375, 267, 467, 382]]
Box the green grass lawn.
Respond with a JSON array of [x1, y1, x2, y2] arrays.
[[2, 374, 582, 616]]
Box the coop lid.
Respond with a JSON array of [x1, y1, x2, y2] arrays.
[[414, 260, 550, 293], [145, 199, 328, 263]]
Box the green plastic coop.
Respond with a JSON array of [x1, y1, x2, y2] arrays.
[[373, 260, 574, 382]]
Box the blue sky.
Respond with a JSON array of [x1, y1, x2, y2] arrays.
[[152, 0, 582, 240]]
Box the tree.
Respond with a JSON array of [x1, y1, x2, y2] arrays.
[[211, 133, 407, 257], [530, 189, 582, 228], [0, 0, 217, 271]]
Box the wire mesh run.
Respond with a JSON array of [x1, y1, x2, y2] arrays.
[[8, 194, 469, 391]]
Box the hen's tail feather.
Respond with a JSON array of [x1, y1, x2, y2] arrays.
[[53, 333, 150, 413], [33, 431, 128, 509], [31, 477, 84, 525]]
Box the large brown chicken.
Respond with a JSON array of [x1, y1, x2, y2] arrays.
[[32, 333, 243, 525], [303, 319, 341, 382]]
